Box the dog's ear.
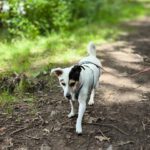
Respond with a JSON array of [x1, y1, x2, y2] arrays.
[[51, 68, 63, 77], [71, 65, 84, 73], [69, 65, 83, 81]]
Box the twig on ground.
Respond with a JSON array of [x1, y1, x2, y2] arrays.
[[142, 121, 146, 131], [99, 128, 106, 137], [38, 115, 45, 126], [130, 67, 150, 77], [26, 135, 40, 140], [9, 126, 29, 136], [84, 122, 129, 136], [60, 119, 70, 126], [115, 140, 134, 147]]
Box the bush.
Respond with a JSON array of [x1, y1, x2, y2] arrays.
[[1, 0, 39, 38], [0, 0, 146, 38], [1, 0, 72, 37]]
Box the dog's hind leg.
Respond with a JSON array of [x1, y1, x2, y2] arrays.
[[68, 100, 76, 118], [88, 89, 95, 105]]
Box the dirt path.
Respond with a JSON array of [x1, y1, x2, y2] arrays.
[[0, 17, 150, 150]]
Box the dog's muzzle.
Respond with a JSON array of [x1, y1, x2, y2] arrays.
[[66, 93, 72, 100]]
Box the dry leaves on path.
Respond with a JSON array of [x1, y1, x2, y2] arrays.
[[95, 135, 110, 142], [0, 127, 6, 135]]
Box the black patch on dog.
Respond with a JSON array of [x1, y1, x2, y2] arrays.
[[69, 65, 84, 81]]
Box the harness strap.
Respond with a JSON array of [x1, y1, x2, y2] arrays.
[[75, 84, 83, 99], [75, 61, 101, 99], [83, 65, 95, 89], [79, 61, 100, 69]]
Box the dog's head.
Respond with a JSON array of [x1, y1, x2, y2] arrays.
[[51, 65, 84, 100]]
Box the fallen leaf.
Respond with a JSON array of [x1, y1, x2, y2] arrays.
[[0, 127, 6, 133], [50, 110, 58, 117], [54, 126, 61, 131], [84, 115, 98, 123], [95, 135, 110, 142], [44, 120, 49, 124], [0, 127, 6, 135], [2, 137, 13, 148], [88, 117, 98, 123], [43, 128, 50, 134], [66, 134, 71, 139]]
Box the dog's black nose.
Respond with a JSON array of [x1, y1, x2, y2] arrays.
[[66, 93, 71, 100]]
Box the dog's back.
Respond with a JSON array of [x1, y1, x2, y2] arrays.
[[79, 42, 101, 89]]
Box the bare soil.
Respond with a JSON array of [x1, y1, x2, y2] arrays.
[[0, 17, 150, 150]]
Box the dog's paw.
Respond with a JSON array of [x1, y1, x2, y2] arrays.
[[76, 124, 82, 134], [68, 112, 75, 118], [88, 100, 94, 105]]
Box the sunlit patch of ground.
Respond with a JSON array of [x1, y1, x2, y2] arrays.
[[96, 23, 150, 104]]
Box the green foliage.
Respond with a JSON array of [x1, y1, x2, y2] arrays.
[[16, 75, 30, 93], [1, 0, 72, 37], [0, 0, 147, 38], [25, 0, 71, 32], [1, 0, 38, 38], [0, 0, 148, 74], [0, 91, 15, 106], [11, 48, 31, 73], [96, 0, 147, 24]]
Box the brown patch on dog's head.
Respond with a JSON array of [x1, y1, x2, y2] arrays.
[[69, 79, 76, 86]]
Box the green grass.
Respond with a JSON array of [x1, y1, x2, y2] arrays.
[[0, 91, 16, 106], [0, 26, 121, 76], [0, 1, 148, 76], [95, 0, 148, 24]]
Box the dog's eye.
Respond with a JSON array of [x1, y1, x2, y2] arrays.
[[61, 82, 66, 86], [69, 82, 75, 87]]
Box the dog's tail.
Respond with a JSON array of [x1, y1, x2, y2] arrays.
[[87, 42, 96, 57]]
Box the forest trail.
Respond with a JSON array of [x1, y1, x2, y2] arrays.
[[0, 17, 150, 150]]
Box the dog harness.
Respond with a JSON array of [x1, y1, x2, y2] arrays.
[[75, 61, 101, 100], [79, 61, 101, 69], [75, 83, 83, 99]]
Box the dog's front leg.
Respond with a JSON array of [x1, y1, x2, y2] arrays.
[[76, 94, 87, 134], [68, 100, 75, 118]]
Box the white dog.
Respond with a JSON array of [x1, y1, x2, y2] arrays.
[[51, 42, 102, 134]]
